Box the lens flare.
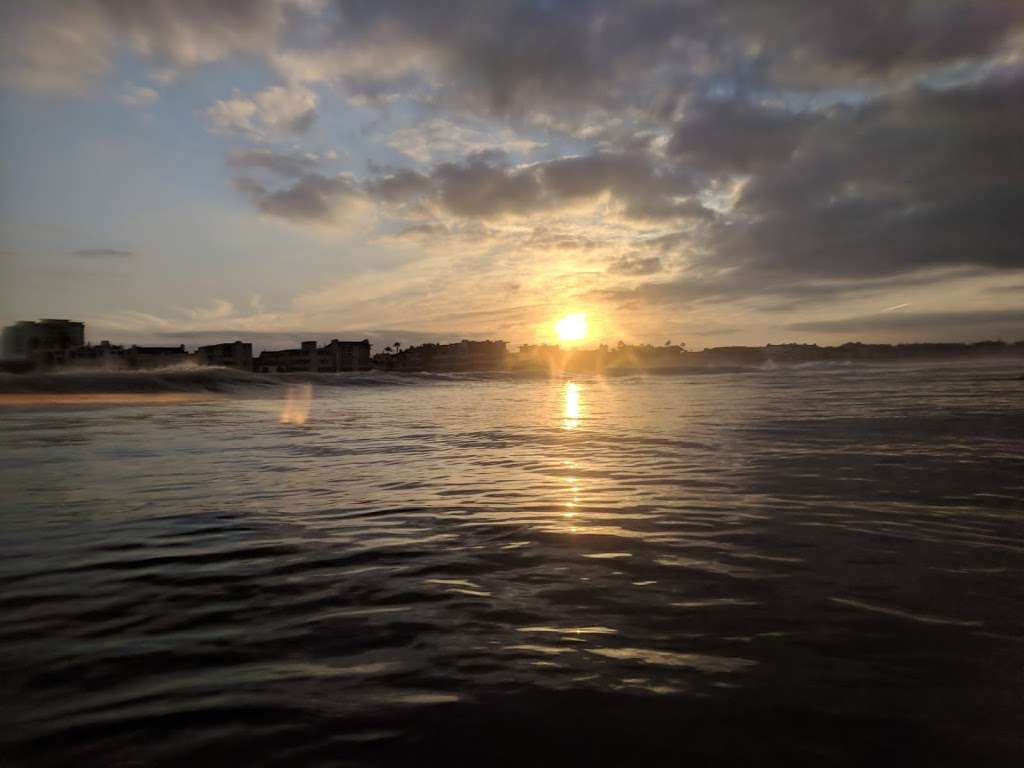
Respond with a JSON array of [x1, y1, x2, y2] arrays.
[[280, 383, 313, 425]]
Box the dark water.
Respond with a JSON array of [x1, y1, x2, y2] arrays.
[[1, 364, 1023, 765]]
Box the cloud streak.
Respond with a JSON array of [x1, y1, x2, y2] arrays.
[[72, 248, 134, 257]]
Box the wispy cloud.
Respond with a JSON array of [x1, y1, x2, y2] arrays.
[[118, 83, 159, 106], [71, 248, 134, 257], [206, 84, 318, 139]]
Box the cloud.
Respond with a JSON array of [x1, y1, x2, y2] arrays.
[[233, 173, 367, 225], [118, 83, 159, 106], [4, 2, 1022, 107], [985, 283, 1024, 294], [608, 255, 663, 276], [226, 148, 319, 178], [383, 118, 543, 164], [206, 84, 318, 138], [593, 265, 984, 312], [269, 2, 1024, 120], [433, 154, 544, 218], [364, 168, 432, 205], [396, 223, 448, 238], [72, 248, 134, 257], [668, 100, 816, 174], [706, 73, 1024, 283], [0, 0, 294, 93], [786, 309, 1024, 336], [364, 150, 710, 224]]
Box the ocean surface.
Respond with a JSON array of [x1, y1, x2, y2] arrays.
[[1, 363, 1022, 766]]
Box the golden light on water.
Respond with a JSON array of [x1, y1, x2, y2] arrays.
[[280, 383, 313, 425], [555, 313, 587, 342], [562, 380, 581, 430]]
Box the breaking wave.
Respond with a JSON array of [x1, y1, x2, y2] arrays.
[[0, 367, 495, 396]]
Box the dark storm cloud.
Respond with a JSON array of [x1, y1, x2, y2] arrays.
[[72, 248, 134, 257], [786, 309, 1024, 335], [226, 149, 319, 178]]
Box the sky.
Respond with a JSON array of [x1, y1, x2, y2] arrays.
[[1, 0, 1022, 350]]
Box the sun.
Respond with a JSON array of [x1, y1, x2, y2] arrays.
[[555, 313, 588, 342]]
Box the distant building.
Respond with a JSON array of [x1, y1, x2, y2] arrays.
[[1, 319, 85, 361], [254, 339, 371, 373], [67, 341, 127, 368], [194, 341, 253, 371], [126, 345, 189, 369]]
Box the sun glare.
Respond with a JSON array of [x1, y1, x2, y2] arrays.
[[555, 313, 588, 342]]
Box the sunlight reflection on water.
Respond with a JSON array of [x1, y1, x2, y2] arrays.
[[562, 380, 581, 430]]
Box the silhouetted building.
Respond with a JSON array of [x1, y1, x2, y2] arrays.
[[127, 345, 188, 369], [2, 319, 84, 361], [194, 341, 253, 371], [67, 341, 127, 368], [254, 339, 371, 372]]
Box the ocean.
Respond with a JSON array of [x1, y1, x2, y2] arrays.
[[1, 363, 1022, 765]]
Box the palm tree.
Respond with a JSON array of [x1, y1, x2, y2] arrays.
[[384, 345, 392, 355]]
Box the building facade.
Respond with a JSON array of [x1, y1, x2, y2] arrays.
[[66, 341, 127, 368], [126, 345, 189, 369], [194, 341, 253, 370], [1, 319, 85, 361], [254, 339, 372, 373]]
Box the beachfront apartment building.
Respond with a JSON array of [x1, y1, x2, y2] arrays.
[[126, 345, 189, 369], [254, 339, 372, 373], [194, 341, 253, 371], [1, 319, 85, 361]]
